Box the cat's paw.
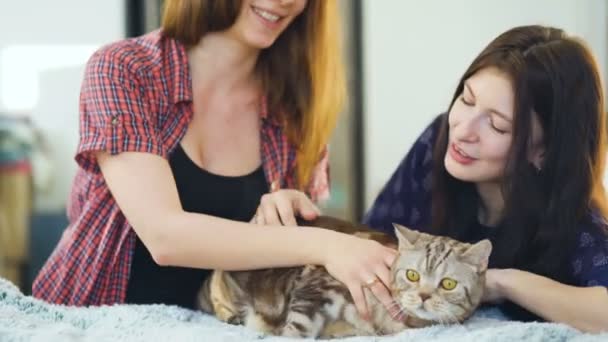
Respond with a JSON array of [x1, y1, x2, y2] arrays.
[[226, 315, 243, 325], [281, 323, 312, 338]]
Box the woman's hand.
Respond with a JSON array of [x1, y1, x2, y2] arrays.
[[322, 232, 401, 321], [252, 189, 320, 226]]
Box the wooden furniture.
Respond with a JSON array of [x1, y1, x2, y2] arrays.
[[0, 165, 32, 289]]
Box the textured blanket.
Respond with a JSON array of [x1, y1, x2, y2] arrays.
[[0, 277, 605, 341]]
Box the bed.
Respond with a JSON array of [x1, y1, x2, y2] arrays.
[[0, 277, 605, 341]]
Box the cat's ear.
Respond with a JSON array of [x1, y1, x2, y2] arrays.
[[460, 239, 492, 272], [393, 223, 420, 248]]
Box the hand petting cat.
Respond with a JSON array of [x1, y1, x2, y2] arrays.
[[250, 189, 402, 321], [251, 189, 321, 226], [321, 233, 400, 320]]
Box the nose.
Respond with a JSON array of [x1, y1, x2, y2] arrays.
[[453, 115, 480, 143], [419, 293, 432, 302]]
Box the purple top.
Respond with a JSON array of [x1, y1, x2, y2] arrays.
[[363, 115, 608, 287]]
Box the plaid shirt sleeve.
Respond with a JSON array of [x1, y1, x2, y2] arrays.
[[75, 48, 166, 174]]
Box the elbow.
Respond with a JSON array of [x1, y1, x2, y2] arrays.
[[150, 247, 172, 266], [576, 319, 608, 334], [147, 227, 176, 266], [569, 309, 608, 334], [577, 287, 608, 334], [146, 238, 173, 266], [136, 216, 179, 267]]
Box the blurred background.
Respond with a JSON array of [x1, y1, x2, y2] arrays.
[[0, 0, 606, 293]]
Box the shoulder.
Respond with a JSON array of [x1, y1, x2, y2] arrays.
[[407, 113, 445, 161], [418, 113, 445, 147], [578, 210, 608, 245], [570, 210, 608, 286], [85, 30, 166, 82], [400, 113, 445, 174]]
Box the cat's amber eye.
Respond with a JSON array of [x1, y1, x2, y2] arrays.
[[440, 278, 458, 290], [406, 269, 420, 282]]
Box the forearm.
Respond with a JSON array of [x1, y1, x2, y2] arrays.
[[499, 269, 608, 333], [151, 210, 334, 270]]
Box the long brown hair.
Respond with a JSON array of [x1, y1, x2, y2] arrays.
[[162, 0, 346, 189], [431, 26, 607, 290]]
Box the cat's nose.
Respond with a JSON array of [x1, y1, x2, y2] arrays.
[[419, 293, 432, 302]]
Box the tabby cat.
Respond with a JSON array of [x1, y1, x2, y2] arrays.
[[196, 216, 492, 338]]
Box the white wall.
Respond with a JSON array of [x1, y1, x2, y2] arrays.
[[362, 0, 608, 208], [0, 0, 125, 211]]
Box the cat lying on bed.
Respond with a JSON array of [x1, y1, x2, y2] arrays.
[[196, 216, 492, 338]]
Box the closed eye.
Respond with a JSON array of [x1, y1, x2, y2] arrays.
[[460, 95, 474, 106], [489, 117, 509, 135]]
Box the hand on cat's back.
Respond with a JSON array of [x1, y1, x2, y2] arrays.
[[251, 189, 321, 226]]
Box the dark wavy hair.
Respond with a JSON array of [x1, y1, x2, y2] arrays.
[[430, 25, 607, 320]]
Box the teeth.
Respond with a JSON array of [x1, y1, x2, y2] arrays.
[[253, 7, 280, 22]]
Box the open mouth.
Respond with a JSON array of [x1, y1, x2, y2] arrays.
[[449, 143, 476, 164], [453, 144, 472, 158], [251, 6, 284, 23]]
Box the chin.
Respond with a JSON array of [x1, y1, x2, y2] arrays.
[[244, 33, 278, 49], [445, 158, 474, 181], [444, 157, 495, 183]]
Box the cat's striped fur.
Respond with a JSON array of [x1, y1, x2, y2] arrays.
[[196, 216, 492, 338]]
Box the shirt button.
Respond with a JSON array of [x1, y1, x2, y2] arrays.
[[111, 117, 119, 125]]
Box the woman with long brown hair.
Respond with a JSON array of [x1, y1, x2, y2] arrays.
[[33, 0, 398, 320], [364, 25, 608, 332]]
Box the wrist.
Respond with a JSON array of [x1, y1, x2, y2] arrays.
[[299, 226, 336, 266], [493, 268, 520, 300]]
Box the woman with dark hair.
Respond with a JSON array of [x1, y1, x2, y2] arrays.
[[33, 0, 399, 319], [364, 25, 608, 332]]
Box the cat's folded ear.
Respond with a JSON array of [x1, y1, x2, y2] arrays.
[[393, 223, 420, 248], [460, 239, 493, 273]]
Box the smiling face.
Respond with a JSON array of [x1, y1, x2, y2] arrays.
[[225, 0, 308, 49], [390, 224, 492, 323], [444, 67, 545, 185]]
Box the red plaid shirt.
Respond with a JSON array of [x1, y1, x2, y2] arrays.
[[32, 30, 329, 306]]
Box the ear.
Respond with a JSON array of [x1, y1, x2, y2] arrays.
[[528, 112, 545, 171], [529, 140, 545, 171], [393, 223, 420, 248], [460, 239, 492, 272]]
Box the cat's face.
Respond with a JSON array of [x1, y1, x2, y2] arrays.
[[390, 224, 492, 324]]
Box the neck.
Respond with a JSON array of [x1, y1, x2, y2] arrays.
[[475, 182, 505, 226], [187, 31, 260, 93]]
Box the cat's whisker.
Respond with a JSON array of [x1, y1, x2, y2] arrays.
[[440, 310, 461, 326], [450, 313, 463, 325]]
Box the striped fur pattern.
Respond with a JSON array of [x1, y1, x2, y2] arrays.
[[392, 224, 492, 324], [196, 216, 492, 338]]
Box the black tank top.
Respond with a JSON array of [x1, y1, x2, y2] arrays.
[[125, 144, 267, 308]]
